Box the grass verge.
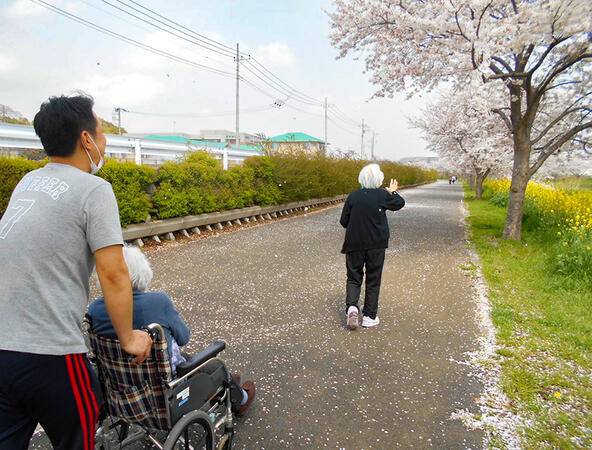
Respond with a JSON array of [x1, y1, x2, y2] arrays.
[[463, 186, 591, 448]]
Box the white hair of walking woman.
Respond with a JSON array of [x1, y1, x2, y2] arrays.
[[358, 163, 384, 189]]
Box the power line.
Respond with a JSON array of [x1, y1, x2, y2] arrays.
[[102, 1, 325, 108], [249, 58, 323, 104], [240, 62, 321, 107], [95, 0, 359, 129], [327, 116, 360, 136], [30, 0, 235, 78], [102, 0, 236, 58], [328, 105, 359, 127], [242, 60, 323, 106], [125, 0, 238, 55], [34, 0, 366, 140]]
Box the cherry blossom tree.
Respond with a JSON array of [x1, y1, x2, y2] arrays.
[[410, 83, 512, 198], [328, 0, 592, 239]]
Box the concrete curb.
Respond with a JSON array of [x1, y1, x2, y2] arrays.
[[122, 181, 433, 244]]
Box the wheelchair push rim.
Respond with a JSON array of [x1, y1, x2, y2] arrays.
[[163, 410, 215, 450]]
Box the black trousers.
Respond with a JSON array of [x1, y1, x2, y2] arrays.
[[345, 248, 386, 320], [0, 350, 100, 450]]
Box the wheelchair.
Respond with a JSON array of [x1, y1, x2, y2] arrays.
[[85, 315, 235, 449]]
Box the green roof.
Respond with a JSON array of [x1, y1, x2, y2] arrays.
[[144, 135, 261, 152], [144, 134, 190, 143], [268, 132, 325, 143]]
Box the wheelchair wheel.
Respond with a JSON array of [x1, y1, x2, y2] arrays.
[[163, 410, 215, 450]]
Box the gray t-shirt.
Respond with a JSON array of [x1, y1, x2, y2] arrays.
[[0, 162, 123, 355]]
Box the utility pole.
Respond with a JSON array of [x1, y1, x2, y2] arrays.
[[371, 131, 375, 161], [360, 119, 368, 159], [235, 43, 240, 150], [113, 107, 127, 135], [234, 44, 251, 152], [324, 97, 327, 155]]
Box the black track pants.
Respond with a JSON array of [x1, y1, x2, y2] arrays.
[[345, 248, 386, 320], [0, 350, 100, 450]]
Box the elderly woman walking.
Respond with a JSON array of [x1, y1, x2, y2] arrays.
[[340, 164, 405, 329]]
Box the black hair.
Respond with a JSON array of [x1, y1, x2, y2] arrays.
[[33, 94, 97, 157]]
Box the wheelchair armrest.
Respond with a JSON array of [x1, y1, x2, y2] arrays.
[[176, 340, 226, 378]]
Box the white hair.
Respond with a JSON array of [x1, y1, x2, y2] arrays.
[[358, 163, 384, 189], [123, 245, 153, 292]]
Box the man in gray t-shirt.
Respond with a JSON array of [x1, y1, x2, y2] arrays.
[[0, 94, 152, 450]]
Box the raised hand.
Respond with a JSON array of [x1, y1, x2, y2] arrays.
[[386, 178, 398, 193]]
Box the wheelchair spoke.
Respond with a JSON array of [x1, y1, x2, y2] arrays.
[[169, 419, 212, 450]]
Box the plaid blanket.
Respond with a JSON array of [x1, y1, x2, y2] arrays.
[[89, 330, 172, 430]]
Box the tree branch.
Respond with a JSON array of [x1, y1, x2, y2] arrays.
[[492, 108, 512, 131], [529, 121, 592, 176], [454, 10, 471, 42], [527, 36, 570, 76], [491, 56, 513, 73], [531, 106, 586, 145], [535, 52, 592, 102], [487, 72, 530, 80]]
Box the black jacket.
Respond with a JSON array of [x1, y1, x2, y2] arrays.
[[340, 188, 405, 253]]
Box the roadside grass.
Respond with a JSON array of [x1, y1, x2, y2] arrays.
[[463, 186, 592, 448]]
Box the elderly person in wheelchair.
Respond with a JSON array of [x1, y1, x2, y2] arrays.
[[87, 245, 255, 449]]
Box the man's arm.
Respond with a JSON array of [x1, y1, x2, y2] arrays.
[[95, 245, 152, 363]]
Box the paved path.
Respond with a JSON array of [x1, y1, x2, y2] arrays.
[[33, 180, 484, 448]]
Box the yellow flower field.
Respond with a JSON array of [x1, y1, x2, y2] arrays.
[[484, 179, 592, 237], [484, 179, 591, 279]]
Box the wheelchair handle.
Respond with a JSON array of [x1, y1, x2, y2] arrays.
[[145, 323, 167, 342]]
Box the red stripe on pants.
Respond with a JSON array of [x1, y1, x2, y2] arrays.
[[78, 355, 99, 425], [73, 354, 96, 449], [65, 354, 89, 450]]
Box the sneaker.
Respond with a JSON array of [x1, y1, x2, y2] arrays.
[[361, 316, 380, 328], [347, 306, 359, 330], [236, 381, 255, 416]]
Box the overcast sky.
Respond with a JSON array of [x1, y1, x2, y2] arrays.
[[0, 0, 436, 161]]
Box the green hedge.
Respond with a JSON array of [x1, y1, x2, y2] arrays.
[[0, 157, 45, 215], [150, 152, 282, 219], [96, 160, 157, 227], [268, 153, 437, 202], [1, 153, 437, 225]]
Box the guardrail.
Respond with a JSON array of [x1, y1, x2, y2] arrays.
[[124, 195, 348, 244], [0, 122, 262, 167]]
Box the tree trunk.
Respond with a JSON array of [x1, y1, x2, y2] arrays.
[[474, 168, 490, 200], [503, 134, 531, 240]]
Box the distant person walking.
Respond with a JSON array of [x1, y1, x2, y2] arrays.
[[340, 164, 405, 329]]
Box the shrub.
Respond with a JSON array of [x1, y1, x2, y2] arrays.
[[97, 160, 157, 227], [490, 192, 509, 208], [152, 152, 224, 219], [152, 162, 193, 219], [268, 153, 436, 203], [0, 157, 44, 217], [242, 156, 281, 206]]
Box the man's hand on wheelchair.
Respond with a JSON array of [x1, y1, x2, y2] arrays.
[[121, 329, 153, 364]]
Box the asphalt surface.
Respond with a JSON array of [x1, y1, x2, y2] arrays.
[[31, 180, 484, 449]]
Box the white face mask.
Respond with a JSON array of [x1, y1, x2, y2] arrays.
[[84, 134, 105, 175]]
